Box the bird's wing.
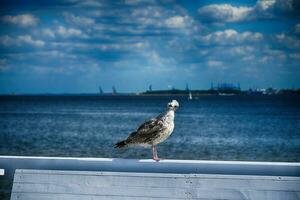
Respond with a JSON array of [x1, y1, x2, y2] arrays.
[[127, 117, 165, 144]]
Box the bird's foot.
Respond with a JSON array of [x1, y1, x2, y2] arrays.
[[153, 157, 163, 162]]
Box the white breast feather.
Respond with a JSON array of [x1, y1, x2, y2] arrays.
[[152, 110, 175, 145]]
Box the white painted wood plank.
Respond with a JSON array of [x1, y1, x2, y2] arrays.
[[15, 169, 300, 181], [11, 182, 300, 200], [10, 182, 255, 200], [10, 192, 186, 200], [14, 174, 190, 189], [243, 190, 299, 200], [0, 169, 4, 175], [14, 170, 300, 192], [14, 172, 300, 192], [11, 169, 300, 200], [189, 177, 300, 191], [12, 182, 192, 198], [16, 170, 188, 178]]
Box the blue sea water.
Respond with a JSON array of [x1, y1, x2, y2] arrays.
[[0, 95, 299, 161]]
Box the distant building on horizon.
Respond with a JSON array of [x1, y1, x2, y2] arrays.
[[185, 83, 190, 91], [248, 87, 280, 95], [112, 86, 117, 95], [99, 86, 104, 94]]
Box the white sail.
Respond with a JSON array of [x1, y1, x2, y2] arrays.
[[188, 91, 192, 100]]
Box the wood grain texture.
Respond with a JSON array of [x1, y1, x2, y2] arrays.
[[11, 169, 300, 200]]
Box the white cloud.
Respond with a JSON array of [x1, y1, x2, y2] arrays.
[[207, 60, 223, 67], [2, 14, 39, 27], [119, 5, 198, 34], [273, 0, 295, 12], [7, 51, 78, 61], [131, 6, 161, 18], [261, 47, 286, 63], [57, 26, 86, 38], [229, 46, 255, 56], [198, 4, 253, 22], [242, 55, 256, 61], [165, 16, 187, 28], [63, 13, 95, 26], [125, 0, 155, 5], [275, 33, 300, 49], [40, 26, 87, 38], [0, 35, 14, 46], [49, 40, 147, 53], [0, 58, 9, 71], [0, 35, 45, 47], [255, 0, 276, 11], [0, 65, 9, 72], [79, 0, 102, 7], [17, 35, 45, 47], [70, 0, 102, 7], [289, 53, 300, 60], [198, 29, 263, 45], [198, 0, 299, 23], [42, 28, 56, 38], [140, 50, 176, 72], [126, 6, 166, 27]]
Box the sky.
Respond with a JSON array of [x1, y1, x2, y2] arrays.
[[0, 0, 300, 94]]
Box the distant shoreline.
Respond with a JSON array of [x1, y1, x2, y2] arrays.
[[1, 88, 299, 97], [0, 93, 299, 98]]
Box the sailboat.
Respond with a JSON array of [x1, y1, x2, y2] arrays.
[[188, 91, 193, 100]]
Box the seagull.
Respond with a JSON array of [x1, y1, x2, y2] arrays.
[[114, 100, 179, 161]]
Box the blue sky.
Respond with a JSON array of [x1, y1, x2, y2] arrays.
[[0, 0, 300, 93]]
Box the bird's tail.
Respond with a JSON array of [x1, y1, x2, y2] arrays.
[[114, 140, 127, 148]]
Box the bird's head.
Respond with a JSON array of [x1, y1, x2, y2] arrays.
[[167, 100, 179, 111]]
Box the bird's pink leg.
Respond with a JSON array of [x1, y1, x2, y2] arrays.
[[152, 145, 160, 161], [152, 145, 156, 160]]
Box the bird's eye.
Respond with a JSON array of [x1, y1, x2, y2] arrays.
[[168, 104, 172, 107]]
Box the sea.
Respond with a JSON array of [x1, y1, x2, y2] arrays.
[[0, 95, 299, 162]]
